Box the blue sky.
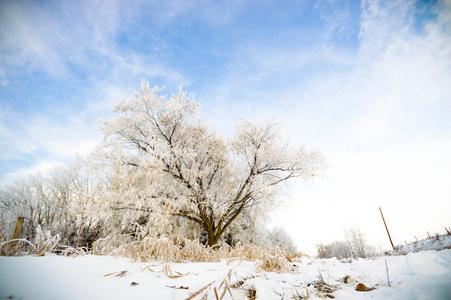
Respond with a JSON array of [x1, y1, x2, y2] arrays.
[[1, 0, 450, 254]]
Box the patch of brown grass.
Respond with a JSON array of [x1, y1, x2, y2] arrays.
[[255, 257, 293, 273], [92, 234, 302, 276]]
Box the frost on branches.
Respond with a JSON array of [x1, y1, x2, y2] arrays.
[[95, 81, 325, 246]]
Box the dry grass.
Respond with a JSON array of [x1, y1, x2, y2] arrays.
[[185, 280, 216, 300], [163, 264, 190, 278], [224, 243, 300, 264], [104, 270, 128, 277], [310, 271, 338, 298], [255, 257, 293, 273], [92, 235, 218, 262], [92, 234, 301, 266]]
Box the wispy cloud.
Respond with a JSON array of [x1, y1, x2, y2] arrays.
[[3, 160, 65, 184], [0, 108, 37, 161], [315, 0, 358, 42], [0, 1, 67, 78], [0, 0, 186, 84]]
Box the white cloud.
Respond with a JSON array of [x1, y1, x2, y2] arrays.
[[0, 0, 185, 85], [0, 160, 64, 186], [0, 107, 38, 161], [0, 1, 67, 77], [358, 0, 415, 60], [315, 0, 356, 42], [0, 102, 103, 182]]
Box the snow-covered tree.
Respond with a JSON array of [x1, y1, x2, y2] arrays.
[[267, 226, 298, 253], [0, 163, 106, 247], [316, 241, 352, 259], [96, 80, 325, 246], [317, 228, 377, 259], [344, 227, 377, 258], [0, 174, 60, 238]]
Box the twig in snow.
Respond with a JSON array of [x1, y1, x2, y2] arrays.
[[104, 270, 128, 277], [185, 280, 215, 300], [385, 258, 391, 287]]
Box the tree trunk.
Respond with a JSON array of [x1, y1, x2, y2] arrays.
[[206, 229, 221, 247], [206, 229, 216, 247]]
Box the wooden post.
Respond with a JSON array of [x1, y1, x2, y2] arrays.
[[445, 227, 450, 235], [13, 217, 24, 239], [11, 217, 24, 248], [379, 207, 395, 250], [427, 232, 431, 239]]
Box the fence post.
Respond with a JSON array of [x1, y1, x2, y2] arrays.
[[13, 217, 24, 240], [379, 207, 395, 250], [11, 216, 25, 248]]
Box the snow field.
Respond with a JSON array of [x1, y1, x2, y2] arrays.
[[1, 249, 450, 299]]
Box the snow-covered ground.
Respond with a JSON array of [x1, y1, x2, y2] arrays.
[[391, 234, 451, 255], [1, 248, 450, 300]]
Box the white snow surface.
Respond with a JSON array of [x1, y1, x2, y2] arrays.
[[393, 235, 451, 255], [1, 249, 451, 300]]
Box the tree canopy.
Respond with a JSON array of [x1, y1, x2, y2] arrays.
[[97, 81, 325, 246]]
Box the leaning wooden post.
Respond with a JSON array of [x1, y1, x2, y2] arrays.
[[379, 207, 395, 250], [13, 217, 24, 239], [11, 216, 25, 248]]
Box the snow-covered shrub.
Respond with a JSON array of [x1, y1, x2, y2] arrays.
[[31, 225, 60, 256], [316, 241, 352, 259], [344, 228, 371, 258], [317, 228, 377, 259], [0, 225, 60, 257]]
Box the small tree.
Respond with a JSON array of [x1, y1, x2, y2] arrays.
[[316, 241, 352, 259], [96, 81, 325, 246], [268, 226, 298, 253], [344, 227, 368, 258]]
